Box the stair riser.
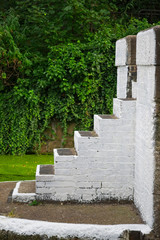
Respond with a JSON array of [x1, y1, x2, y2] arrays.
[[36, 182, 55, 188], [36, 187, 56, 194], [75, 138, 135, 151], [54, 157, 134, 176], [75, 146, 135, 157], [75, 175, 134, 185], [54, 151, 135, 162], [95, 129, 135, 138], [54, 161, 75, 169], [54, 168, 75, 176], [95, 120, 135, 131], [36, 175, 54, 181], [113, 98, 136, 119], [74, 131, 135, 152], [94, 115, 135, 126], [94, 116, 135, 136], [74, 163, 134, 175], [75, 156, 135, 165]]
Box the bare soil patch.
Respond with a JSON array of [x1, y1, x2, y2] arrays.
[[0, 181, 144, 225]]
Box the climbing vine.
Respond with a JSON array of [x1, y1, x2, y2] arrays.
[[0, 1, 159, 154]]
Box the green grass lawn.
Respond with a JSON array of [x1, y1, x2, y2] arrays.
[[0, 155, 54, 182]]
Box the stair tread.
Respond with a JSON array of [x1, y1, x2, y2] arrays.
[[40, 165, 54, 175], [78, 131, 98, 137], [98, 114, 118, 119], [57, 148, 77, 156], [119, 98, 136, 101], [18, 181, 36, 193]]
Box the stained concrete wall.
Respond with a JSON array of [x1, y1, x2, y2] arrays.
[[134, 26, 160, 232]]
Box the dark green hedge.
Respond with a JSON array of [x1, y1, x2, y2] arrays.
[[0, 1, 159, 154]]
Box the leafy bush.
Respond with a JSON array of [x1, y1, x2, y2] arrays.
[[46, 35, 116, 130], [0, 1, 159, 154]]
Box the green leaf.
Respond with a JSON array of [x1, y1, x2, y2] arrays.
[[2, 72, 6, 79]]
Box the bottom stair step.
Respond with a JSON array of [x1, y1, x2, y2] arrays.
[[12, 181, 36, 203], [18, 181, 36, 193]]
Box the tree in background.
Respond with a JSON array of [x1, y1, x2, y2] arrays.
[[0, 0, 160, 154]]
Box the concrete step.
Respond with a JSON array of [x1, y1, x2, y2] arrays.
[[54, 148, 78, 175], [74, 128, 135, 155], [12, 181, 36, 203], [54, 148, 77, 162], [113, 98, 136, 119], [36, 162, 75, 201], [74, 131, 99, 153], [36, 164, 55, 195], [40, 164, 54, 175], [36, 165, 54, 181], [94, 114, 135, 137], [56, 148, 77, 156]]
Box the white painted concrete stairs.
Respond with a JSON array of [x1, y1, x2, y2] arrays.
[[35, 35, 137, 202], [11, 25, 160, 239], [36, 97, 136, 202], [12, 28, 160, 239]]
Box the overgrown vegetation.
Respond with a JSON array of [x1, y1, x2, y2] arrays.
[[0, 0, 160, 154]]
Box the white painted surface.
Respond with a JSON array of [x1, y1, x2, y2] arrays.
[[136, 28, 156, 65], [0, 216, 152, 240], [12, 181, 36, 203], [134, 28, 157, 228], [132, 81, 137, 98], [115, 37, 127, 66], [33, 93, 136, 202], [10, 26, 160, 233], [117, 66, 128, 98], [113, 98, 136, 119]]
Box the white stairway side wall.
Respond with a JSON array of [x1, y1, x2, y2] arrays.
[[50, 100, 136, 202], [134, 66, 156, 227]]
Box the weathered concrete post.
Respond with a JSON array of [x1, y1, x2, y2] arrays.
[[115, 35, 137, 98], [134, 26, 160, 237]]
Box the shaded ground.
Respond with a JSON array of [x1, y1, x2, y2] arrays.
[[0, 182, 144, 225]]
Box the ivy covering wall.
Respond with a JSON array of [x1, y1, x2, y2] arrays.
[[0, 0, 159, 154]]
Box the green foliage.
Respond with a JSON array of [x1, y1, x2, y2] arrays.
[[0, 154, 53, 181], [29, 200, 40, 206], [0, 0, 159, 154], [46, 34, 116, 131]]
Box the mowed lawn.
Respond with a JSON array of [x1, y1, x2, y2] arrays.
[[0, 155, 54, 182]]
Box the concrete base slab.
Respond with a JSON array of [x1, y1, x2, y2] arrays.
[[0, 216, 151, 240]]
